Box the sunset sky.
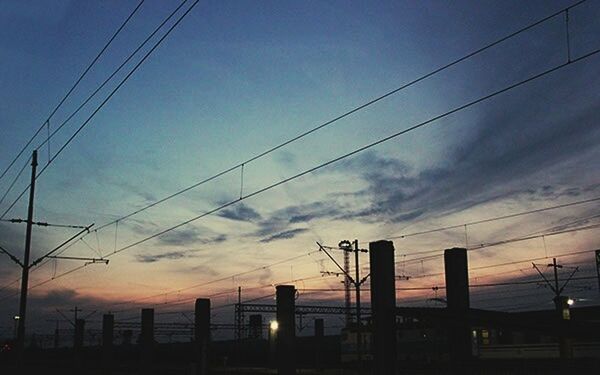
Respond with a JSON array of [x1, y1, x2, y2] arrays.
[[0, 0, 599, 338]]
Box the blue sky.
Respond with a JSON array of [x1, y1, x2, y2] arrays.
[[0, 0, 599, 337]]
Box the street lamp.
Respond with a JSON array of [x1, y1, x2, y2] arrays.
[[269, 320, 279, 332]]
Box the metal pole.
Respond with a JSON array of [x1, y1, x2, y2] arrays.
[[553, 258, 560, 296], [354, 239, 362, 366], [16, 150, 37, 362]]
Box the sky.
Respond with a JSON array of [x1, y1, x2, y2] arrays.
[[0, 0, 599, 341]]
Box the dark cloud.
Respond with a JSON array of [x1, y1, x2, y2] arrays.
[[139, 234, 227, 262], [259, 228, 309, 243], [333, 93, 600, 225], [251, 202, 344, 240], [217, 203, 262, 222], [157, 227, 202, 246], [136, 251, 188, 263], [155, 227, 227, 247]]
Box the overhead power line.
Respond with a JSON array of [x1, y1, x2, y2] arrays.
[[0, 0, 145, 183], [7, 42, 600, 302], [4, 0, 586, 238], [389, 196, 600, 239], [2, 1, 597, 301], [0, 0, 200, 220], [410, 247, 600, 280], [78, 44, 600, 260], [394, 217, 600, 265]]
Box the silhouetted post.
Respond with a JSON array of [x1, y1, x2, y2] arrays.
[[140, 308, 154, 369], [369, 240, 397, 375], [249, 314, 263, 339], [194, 298, 210, 375], [74, 319, 85, 356], [554, 295, 573, 359], [444, 247, 471, 363], [54, 321, 60, 349], [314, 318, 324, 370], [276, 285, 295, 375], [16, 150, 38, 364], [102, 314, 114, 365]]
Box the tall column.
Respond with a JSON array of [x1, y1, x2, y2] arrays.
[[314, 318, 324, 370], [102, 314, 114, 364], [249, 314, 263, 339], [276, 285, 295, 375], [195, 298, 211, 375], [140, 308, 154, 368], [369, 240, 396, 375], [444, 247, 471, 362], [74, 319, 85, 356]]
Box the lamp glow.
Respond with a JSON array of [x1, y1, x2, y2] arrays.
[[567, 298, 574, 306], [270, 320, 279, 331]]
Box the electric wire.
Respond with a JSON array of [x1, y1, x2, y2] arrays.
[[1, 3, 598, 304], [0, 0, 199, 220], [0, 0, 145, 183], [389, 196, 600, 239], [3, 0, 586, 234]]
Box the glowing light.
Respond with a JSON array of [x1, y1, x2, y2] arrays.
[[270, 321, 279, 331], [13, 315, 20, 320], [567, 298, 574, 306]]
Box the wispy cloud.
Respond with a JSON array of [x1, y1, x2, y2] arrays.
[[259, 228, 309, 243], [217, 203, 262, 222]]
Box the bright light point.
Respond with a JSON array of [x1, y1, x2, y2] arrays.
[[13, 315, 19, 320], [270, 321, 279, 331], [567, 298, 574, 306]]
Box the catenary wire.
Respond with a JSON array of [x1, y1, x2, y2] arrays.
[[0, 1, 145, 183]]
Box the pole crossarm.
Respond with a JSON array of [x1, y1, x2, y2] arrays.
[[317, 242, 355, 284], [2, 218, 88, 229], [532, 262, 557, 294], [0, 244, 23, 267], [30, 224, 94, 267], [46, 255, 108, 265], [558, 266, 580, 296]]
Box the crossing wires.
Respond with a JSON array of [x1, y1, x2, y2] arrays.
[[0, 0, 145, 182]]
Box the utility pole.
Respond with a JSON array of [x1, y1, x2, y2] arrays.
[[533, 257, 579, 359], [353, 239, 363, 368], [0, 151, 98, 364], [16, 150, 37, 362], [318, 240, 369, 368], [344, 250, 352, 326]]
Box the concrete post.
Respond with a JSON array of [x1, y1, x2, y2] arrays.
[[444, 247, 471, 362], [276, 285, 296, 375], [195, 298, 210, 375], [249, 314, 263, 339], [140, 308, 154, 368], [102, 314, 114, 364], [314, 318, 324, 370], [74, 319, 85, 353], [369, 240, 397, 375]]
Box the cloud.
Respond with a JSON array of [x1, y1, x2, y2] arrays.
[[138, 234, 227, 262], [259, 228, 309, 243], [331, 94, 600, 225], [155, 227, 227, 247], [217, 203, 262, 222], [136, 250, 189, 263]]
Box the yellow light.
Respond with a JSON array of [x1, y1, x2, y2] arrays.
[[14, 315, 20, 320], [270, 321, 279, 331], [567, 298, 574, 306]]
